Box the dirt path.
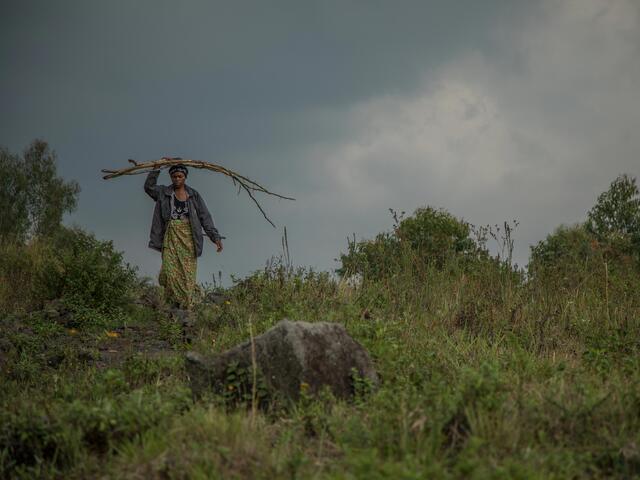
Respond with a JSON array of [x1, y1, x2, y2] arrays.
[[0, 312, 184, 373]]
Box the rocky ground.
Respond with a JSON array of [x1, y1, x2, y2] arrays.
[[0, 299, 200, 375]]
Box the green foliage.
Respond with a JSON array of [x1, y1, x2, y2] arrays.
[[528, 224, 598, 286], [2, 241, 640, 478], [338, 207, 485, 280], [0, 140, 79, 242], [584, 173, 640, 268], [587, 174, 640, 249], [529, 174, 640, 288], [43, 227, 138, 315], [0, 148, 29, 242], [338, 231, 404, 280], [0, 226, 137, 318], [0, 140, 122, 319], [223, 262, 338, 326], [220, 361, 271, 408], [0, 241, 51, 313], [396, 207, 478, 261], [5, 179, 640, 477], [0, 387, 191, 478], [0, 406, 80, 476]]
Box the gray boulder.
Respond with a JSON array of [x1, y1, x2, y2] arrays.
[[186, 319, 379, 402]]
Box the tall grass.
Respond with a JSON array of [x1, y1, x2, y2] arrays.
[[2, 224, 640, 478], [0, 240, 53, 313]]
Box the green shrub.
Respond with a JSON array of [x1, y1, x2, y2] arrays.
[[67, 387, 192, 454], [0, 405, 81, 477], [338, 207, 486, 280], [396, 207, 478, 262], [0, 387, 192, 478], [529, 174, 640, 290], [0, 226, 137, 318], [529, 176, 640, 293], [586, 174, 640, 258], [41, 227, 137, 314], [338, 231, 403, 280], [528, 224, 596, 279]]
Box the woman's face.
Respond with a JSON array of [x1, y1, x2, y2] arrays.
[[170, 171, 186, 188]]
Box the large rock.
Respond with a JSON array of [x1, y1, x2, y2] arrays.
[[186, 319, 379, 402]]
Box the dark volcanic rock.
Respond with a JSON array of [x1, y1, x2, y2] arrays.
[[186, 319, 379, 401]]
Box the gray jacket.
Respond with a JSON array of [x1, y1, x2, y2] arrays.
[[144, 170, 222, 257]]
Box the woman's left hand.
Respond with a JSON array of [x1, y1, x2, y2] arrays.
[[215, 239, 223, 252]]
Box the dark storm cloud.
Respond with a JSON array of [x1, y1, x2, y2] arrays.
[[1, 0, 638, 280], [1, 0, 522, 154]]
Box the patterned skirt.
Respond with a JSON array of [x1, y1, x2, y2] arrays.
[[159, 219, 198, 309]]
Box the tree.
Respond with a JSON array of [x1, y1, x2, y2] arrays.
[[586, 174, 640, 257], [0, 140, 80, 242], [0, 148, 29, 241], [587, 174, 640, 240]]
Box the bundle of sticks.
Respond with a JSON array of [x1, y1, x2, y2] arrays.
[[102, 158, 294, 227]]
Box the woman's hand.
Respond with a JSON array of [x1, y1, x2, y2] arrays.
[[215, 239, 223, 252]]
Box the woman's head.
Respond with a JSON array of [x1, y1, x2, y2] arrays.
[[169, 165, 188, 188]]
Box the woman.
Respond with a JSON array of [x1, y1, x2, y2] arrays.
[[144, 163, 223, 309]]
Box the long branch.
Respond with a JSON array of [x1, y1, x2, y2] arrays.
[[102, 158, 294, 227]]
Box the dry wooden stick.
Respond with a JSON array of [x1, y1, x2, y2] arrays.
[[102, 158, 294, 227]]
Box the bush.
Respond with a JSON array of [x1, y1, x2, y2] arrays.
[[529, 224, 594, 270], [528, 223, 640, 309], [338, 231, 403, 280], [529, 174, 640, 289], [0, 387, 191, 478], [396, 207, 479, 261], [0, 226, 137, 318], [338, 207, 485, 280], [42, 227, 138, 314]]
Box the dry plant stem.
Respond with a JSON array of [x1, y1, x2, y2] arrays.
[[249, 315, 258, 424], [605, 261, 610, 324], [101, 158, 295, 227]]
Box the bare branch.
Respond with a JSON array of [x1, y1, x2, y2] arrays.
[[101, 158, 294, 227]]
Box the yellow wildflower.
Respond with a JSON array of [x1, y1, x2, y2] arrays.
[[106, 331, 120, 338]]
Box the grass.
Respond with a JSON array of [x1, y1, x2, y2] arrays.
[[1, 243, 640, 479]]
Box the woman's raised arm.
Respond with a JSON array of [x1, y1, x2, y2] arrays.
[[144, 170, 162, 201]]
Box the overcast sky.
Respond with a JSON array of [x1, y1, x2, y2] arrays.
[[2, 0, 639, 283]]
